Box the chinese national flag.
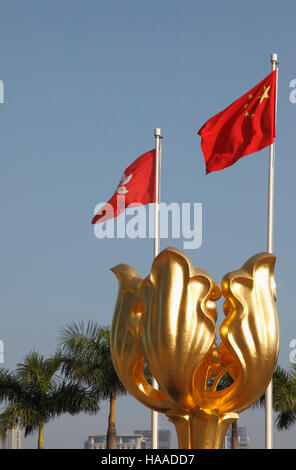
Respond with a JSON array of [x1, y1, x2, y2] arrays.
[[92, 149, 155, 224], [198, 70, 277, 174]]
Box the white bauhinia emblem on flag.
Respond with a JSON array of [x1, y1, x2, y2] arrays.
[[92, 148, 155, 225], [117, 173, 132, 194]]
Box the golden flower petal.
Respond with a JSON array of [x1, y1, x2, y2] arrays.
[[139, 247, 216, 410], [110, 263, 174, 413]]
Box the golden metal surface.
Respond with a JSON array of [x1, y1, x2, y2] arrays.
[[110, 248, 279, 448]]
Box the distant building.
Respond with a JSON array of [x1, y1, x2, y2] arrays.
[[84, 429, 171, 449], [224, 426, 249, 449], [84, 433, 145, 449], [134, 429, 171, 449], [2, 427, 22, 449]]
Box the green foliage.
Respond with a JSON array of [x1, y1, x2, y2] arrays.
[[253, 364, 296, 431], [0, 351, 100, 443], [58, 321, 126, 399], [58, 321, 128, 449]]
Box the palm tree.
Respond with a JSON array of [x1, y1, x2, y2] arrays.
[[218, 365, 296, 447], [215, 364, 296, 447], [58, 321, 126, 449], [0, 351, 100, 448], [255, 364, 296, 431]]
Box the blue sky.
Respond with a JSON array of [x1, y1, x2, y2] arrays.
[[0, 0, 296, 449]]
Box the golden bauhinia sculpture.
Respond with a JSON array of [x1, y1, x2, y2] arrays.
[[110, 247, 280, 449]]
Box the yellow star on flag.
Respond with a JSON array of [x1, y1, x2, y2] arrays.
[[258, 86, 271, 104], [197, 68, 276, 174]]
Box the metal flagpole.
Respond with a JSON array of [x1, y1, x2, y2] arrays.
[[265, 52, 278, 450], [151, 127, 162, 449]]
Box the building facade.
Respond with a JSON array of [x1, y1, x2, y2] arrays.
[[134, 429, 171, 449], [84, 433, 145, 449], [224, 426, 249, 449], [84, 429, 171, 449], [2, 427, 22, 449]]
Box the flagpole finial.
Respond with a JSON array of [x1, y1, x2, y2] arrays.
[[154, 128, 161, 137], [270, 53, 278, 65]]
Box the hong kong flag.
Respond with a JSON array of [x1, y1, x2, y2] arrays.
[[92, 149, 155, 224], [198, 70, 277, 174]]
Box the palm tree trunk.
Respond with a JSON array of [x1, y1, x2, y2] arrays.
[[106, 393, 117, 449], [231, 421, 238, 449], [38, 422, 44, 449]]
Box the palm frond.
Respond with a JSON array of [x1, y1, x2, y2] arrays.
[[58, 321, 126, 399], [0, 406, 19, 440], [0, 348, 101, 445], [0, 368, 27, 404], [0, 403, 43, 439], [46, 381, 100, 416], [275, 409, 296, 430]]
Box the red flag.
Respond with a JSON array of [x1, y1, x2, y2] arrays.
[[92, 149, 155, 224], [198, 70, 277, 174]]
